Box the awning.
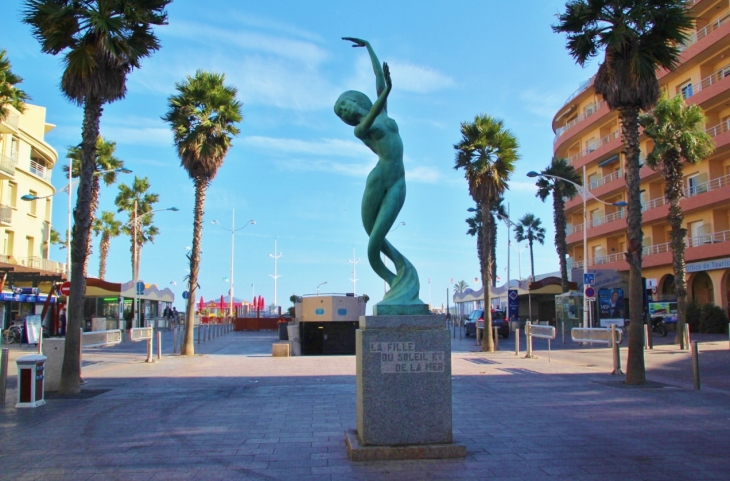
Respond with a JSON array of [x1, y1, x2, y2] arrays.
[[598, 154, 620, 167]]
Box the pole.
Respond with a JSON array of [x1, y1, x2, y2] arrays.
[[67, 161, 72, 279], [582, 165, 589, 328], [269, 240, 282, 308], [229, 209, 235, 317], [157, 331, 161, 360], [348, 248, 360, 295], [691, 341, 700, 390], [133, 199, 138, 328], [611, 324, 623, 375], [506, 203, 511, 321], [515, 328, 520, 356], [1, 348, 8, 404]]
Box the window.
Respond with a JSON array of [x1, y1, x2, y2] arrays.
[[687, 173, 708, 196], [9, 137, 19, 160], [45, 199, 51, 222], [586, 137, 598, 153], [26, 236, 34, 261], [590, 208, 602, 227], [8, 182, 17, 208], [678, 80, 693, 99], [584, 103, 597, 116], [28, 190, 37, 216], [588, 173, 600, 189], [4, 230, 14, 257]]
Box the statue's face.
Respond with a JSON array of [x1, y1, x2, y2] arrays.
[[334, 91, 372, 126]]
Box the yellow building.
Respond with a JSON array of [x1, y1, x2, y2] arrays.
[[552, 0, 730, 312], [0, 103, 64, 275]]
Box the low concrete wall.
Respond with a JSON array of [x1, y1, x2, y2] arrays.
[[233, 317, 278, 331], [43, 338, 65, 392]]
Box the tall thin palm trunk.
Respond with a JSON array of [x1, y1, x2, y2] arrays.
[[481, 202, 494, 353], [663, 152, 688, 347], [553, 189, 570, 293], [99, 233, 110, 279], [620, 108, 646, 385], [183, 178, 208, 355]]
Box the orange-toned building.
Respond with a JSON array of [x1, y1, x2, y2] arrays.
[[551, 0, 730, 313]]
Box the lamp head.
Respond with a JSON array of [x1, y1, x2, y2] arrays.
[[613, 201, 627, 207], [526, 171, 539, 178], [249, 220, 256, 225], [21, 194, 37, 201], [467, 207, 477, 212], [116, 167, 133, 174], [169, 207, 179, 212]]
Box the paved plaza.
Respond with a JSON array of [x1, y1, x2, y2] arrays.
[[1, 327, 729, 480]]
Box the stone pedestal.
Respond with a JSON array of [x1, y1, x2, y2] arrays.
[[349, 315, 465, 460]]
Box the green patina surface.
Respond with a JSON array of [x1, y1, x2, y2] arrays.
[[335, 38, 427, 316]]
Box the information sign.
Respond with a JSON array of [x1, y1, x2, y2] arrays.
[[583, 273, 595, 286]]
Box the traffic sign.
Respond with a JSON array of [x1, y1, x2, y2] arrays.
[[59, 281, 71, 296], [583, 273, 595, 286], [584, 286, 596, 299], [508, 290, 518, 300], [182, 291, 189, 300], [136, 281, 145, 295]]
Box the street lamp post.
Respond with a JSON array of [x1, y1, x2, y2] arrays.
[[527, 168, 627, 328], [348, 248, 360, 294], [269, 240, 282, 310], [211, 211, 255, 317], [317, 281, 327, 295], [128, 201, 178, 328]]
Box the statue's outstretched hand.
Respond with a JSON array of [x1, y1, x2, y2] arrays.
[[383, 62, 391, 89], [342, 37, 368, 47]]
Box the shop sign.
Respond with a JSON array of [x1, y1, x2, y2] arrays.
[[686, 257, 730, 273], [0, 293, 56, 303]]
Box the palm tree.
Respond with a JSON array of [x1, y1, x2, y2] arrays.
[[92, 211, 122, 280], [23, 0, 170, 395], [489, 199, 508, 286], [453, 280, 469, 295], [535, 157, 581, 293], [163, 70, 242, 356], [454, 114, 519, 352], [0, 49, 29, 120], [514, 214, 546, 282], [66, 136, 125, 275], [465, 205, 484, 287], [115, 177, 159, 281], [639, 93, 713, 348], [554, 0, 693, 385]]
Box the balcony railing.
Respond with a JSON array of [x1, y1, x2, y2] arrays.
[[686, 172, 730, 197], [641, 196, 667, 212], [589, 168, 623, 190], [22, 257, 67, 274], [0, 204, 11, 224], [0, 112, 20, 132], [29, 160, 52, 181], [554, 100, 606, 143], [0, 153, 17, 177], [590, 209, 626, 228], [567, 130, 620, 165], [678, 11, 730, 53]]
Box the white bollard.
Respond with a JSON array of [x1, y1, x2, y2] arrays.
[[684, 324, 691, 351], [157, 331, 162, 360], [146, 337, 153, 363], [525, 322, 534, 359], [493, 327, 499, 351], [515, 328, 520, 357], [173, 326, 178, 354], [611, 324, 623, 376]]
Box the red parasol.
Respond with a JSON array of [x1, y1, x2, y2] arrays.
[[220, 295, 225, 311], [260, 296, 265, 310], [199, 296, 204, 312]]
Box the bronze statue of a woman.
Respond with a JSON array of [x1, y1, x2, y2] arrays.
[[335, 37, 427, 315]]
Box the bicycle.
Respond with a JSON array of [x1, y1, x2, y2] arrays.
[[2, 323, 23, 344]]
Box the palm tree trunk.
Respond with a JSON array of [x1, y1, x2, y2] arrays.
[[60, 97, 103, 395], [183, 177, 209, 355], [84, 177, 101, 278], [529, 237, 535, 281], [553, 188, 570, 293], [481, 202, 494, 353], [490, 216, 497, 287], [620, 107, 646, 385], [663, 153, 688, 348], [99, 233, 110, 279]]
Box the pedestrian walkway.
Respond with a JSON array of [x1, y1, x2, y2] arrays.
[[1, 329, 728, 480]]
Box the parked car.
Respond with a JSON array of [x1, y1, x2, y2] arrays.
[[464, 309, 510, 339]]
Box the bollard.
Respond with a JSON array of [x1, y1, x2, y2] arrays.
[[197, 325, 201, 344], [611, 324, 623, 376], [645, 324, 652, 350], [561, 322, 565, 344], [1, 348, 8, 404], [157, 331, 162, 360], [525, 322, 534, 359], [728, 323, 729, 350], [173, 326, 178, 354], [493, 327, 499, 351], [515, 328, 520, 357], [684, 324, 691, 351], [146, 336, 153, 363], [691, 341, 700, 390]]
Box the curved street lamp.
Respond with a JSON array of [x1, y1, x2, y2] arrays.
[[527, 169, 627, 327], [317, 281, 327, 296], [211, 211, 256, 316]]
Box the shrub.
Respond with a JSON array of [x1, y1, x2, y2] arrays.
[[699, 303, 729, 334], [686, 301, 701, 333]]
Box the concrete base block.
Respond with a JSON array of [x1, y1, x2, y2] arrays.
[[372, 304, 430, 316], [345, 429, 465, 461], [272, 342, 290, 357], [43, 338, 65, 392], [356, 315, 454, 446]]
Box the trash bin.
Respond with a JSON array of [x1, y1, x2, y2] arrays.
[[278, 322, 289, 341], [16, 354, 47, 408]]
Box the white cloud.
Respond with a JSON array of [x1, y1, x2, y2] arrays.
[[519, 89, 565, 119], [272, 157, 375, 178], [349, 56, 455, 95], [244, 136, 371, 158], [406, 166, 442, 184]]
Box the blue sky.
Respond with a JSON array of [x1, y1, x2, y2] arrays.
[[1, 0, 593, 312]]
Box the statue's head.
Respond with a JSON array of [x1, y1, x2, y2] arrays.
[[334, 90, 372, 126]]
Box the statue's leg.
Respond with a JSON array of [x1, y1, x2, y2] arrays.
[[367, 181, 405, 285]]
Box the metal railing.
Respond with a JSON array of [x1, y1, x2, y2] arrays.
[[561, 75, 596, 107], [22, 257, 66, 274], [641, 196, 667, 212], [0, 113, 19, 131], [589, 168, 623, 190], [0, 153, 17, 177], [589, 209, 626, 228], [685, 63, 730, 99], [0, 205, 11, 224], [82, 329, 122, 348], [29, 160, 51, 180], [567, 130, 620, 165], [686, 173, 730, 197], [554, 100, 606, 142], [678, 11, 730, 53]]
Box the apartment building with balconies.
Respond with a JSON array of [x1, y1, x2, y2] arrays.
[[0, 102, 65, 275], [552, 0, 730, 312]]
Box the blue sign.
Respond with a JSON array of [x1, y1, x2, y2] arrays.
[[0, 293, 56, 303], [337, 308, 347, 316], [136, 281, 145, 295], [507, 289, 519, 322], [584, 273, 595, 286], [315, 308, 325, 315], [182, 291, 189, 300]]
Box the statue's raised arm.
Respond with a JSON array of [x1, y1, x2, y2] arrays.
[[342, 37, 386, 101]]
